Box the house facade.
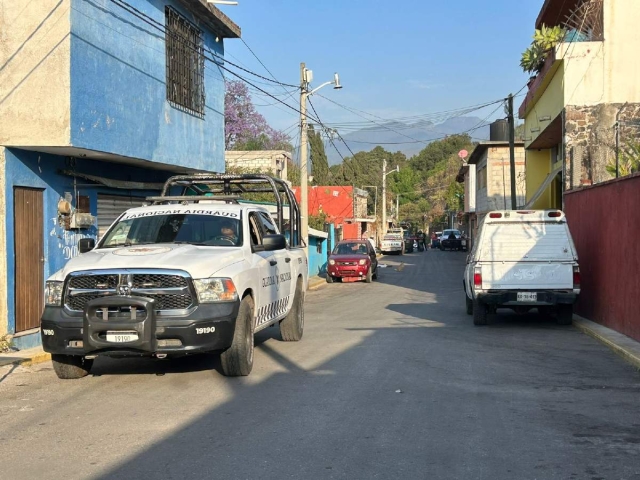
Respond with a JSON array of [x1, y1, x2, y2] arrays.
[[225, 150, 291, 179], [519, 0, 640, 209], [0, 0, 239, 347], [292, 186, 373, 242], [455, 161, 476, 244], [467, 141, 526, 235]]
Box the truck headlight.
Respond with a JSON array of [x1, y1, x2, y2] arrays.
[[358, 259, 367, 265], [193, 278, 238, 303], [45, 281, 64, 306]]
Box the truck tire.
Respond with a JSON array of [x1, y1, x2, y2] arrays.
[[280, 279, 304, 342], [473, 299, 488, 326], [365, 267, 373, 283], [466, 295, 473, 315], [221, 295, 254, 376], [51, 354, 93, 379], [556, 304, 573, 325]]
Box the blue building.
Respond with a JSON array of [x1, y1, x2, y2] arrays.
[[0, 0, 240, 348]]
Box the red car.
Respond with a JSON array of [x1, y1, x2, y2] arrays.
[[326, 240, 378, 283]]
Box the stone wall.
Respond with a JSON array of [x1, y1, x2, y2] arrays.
[[565, 103, 640, 189]]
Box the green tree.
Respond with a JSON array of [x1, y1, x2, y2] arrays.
[[308, 125, 330, 185], [409, 134, 472, 173]]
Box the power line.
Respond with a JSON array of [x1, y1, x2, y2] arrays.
[[108, 0, 298, 88], [107, 0, 324, 127]]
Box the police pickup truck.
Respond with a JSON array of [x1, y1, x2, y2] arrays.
[[41, 174, 308, 379]]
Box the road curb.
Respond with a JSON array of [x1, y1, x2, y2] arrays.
[[573, 315, 640, 371], [307, 277, 327, 292], [0, 350, 51, 368]]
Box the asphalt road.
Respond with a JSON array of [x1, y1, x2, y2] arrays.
[[1, 251, 640, 480]]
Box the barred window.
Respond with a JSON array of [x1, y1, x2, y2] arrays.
[[165, 7, 205, 117]]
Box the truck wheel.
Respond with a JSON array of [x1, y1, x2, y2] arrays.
[[51, 354, 93, 379], [465, 295, 473, 315], [221, 295, 254, 376], [280, 279, 304, 342], [365, 267, 373, 283], [326, 274, 334, 284], [473, 300, 488, 326], [556, 304, 573, 325]]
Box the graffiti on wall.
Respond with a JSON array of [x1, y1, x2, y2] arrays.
[[49, 216, 94, 260]]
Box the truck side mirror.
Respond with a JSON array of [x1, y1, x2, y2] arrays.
[[78, 238, 96, 254], [263, 234, 286, 251]]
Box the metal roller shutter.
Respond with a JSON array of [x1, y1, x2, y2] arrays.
[[97, 194, 145, 237]]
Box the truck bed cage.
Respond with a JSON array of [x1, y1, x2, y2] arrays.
[[150, 174, 303, 247]]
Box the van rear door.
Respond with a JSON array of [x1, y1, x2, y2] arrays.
[[478, 221, 576, 290]]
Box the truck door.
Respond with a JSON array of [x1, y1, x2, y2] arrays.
[[248, 212, 278, 329], [257, 212, 293, 315]]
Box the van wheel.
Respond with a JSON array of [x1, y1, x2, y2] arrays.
[[326, 274, 334, 284], [372, 268, 378, 280], [473, 300, 488, 326], [280, 279, 304, 341], [221, 295, 254, 376], [465, 296, 473, 315], [556, 305, 573, 325], [51, 354, 93, 379], [365, 267, 373, 283]]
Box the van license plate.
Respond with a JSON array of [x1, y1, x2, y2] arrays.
[[517, 292, 537, 302], [106, 331, 138, 343]]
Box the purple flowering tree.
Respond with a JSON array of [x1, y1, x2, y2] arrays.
[[224, 80, 291, 151]]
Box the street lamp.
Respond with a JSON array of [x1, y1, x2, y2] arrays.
[[299, 63, 342, 250]]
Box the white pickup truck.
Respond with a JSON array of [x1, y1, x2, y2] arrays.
[[463, 210, 580, 326], [41, 174, 308, 379], [380, 234, 404, 255]]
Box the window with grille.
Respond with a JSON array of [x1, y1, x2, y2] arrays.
[[165, 7, 205, 117]]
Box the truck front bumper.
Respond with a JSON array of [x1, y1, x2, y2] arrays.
[[41, 295, 240, 357], [477, 291, 578, 306]]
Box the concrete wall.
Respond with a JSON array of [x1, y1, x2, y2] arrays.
[[475, 152, 488, 214], [308, 228, 329, 278], [0, 0, 71, 147], [464, 164, 476, 213], [225, 151, 289, 179], [69, 0, 226, 171], [486, 146, 526, 210], [564, 172, 640, 342], [603, 0, 640, 104]]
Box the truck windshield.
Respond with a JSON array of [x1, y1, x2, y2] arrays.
[[100, 214, 243, 248]]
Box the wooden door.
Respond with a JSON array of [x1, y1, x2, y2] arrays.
[[14, 188, 44, 332]]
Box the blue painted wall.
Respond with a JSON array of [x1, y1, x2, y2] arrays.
[[70, 0, 226, 171], [308, 225, 333, 277], [4, 148, 172, 341]]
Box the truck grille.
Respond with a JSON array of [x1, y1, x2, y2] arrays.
[[65, 271, 195, 312]]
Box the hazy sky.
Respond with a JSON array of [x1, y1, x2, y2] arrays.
[[221, 0, 542, 140]]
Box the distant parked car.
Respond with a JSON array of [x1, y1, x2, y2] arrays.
[[327, 240, 378, 283], [440, 229, 463, 251]]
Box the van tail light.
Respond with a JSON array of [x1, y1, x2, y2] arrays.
[[548, 211, 562, 218], [573, 266, 581, 289], [489, 213, 502, 218], [474, 268, 482, 288]]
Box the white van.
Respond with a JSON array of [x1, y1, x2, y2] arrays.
[[463, 210, 580, 326]]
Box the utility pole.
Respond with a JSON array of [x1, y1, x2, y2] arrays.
[[299, 62, 309, 248], [382, 159, 387, 236], [507, 93, 517, 210], [396, 195, 399, 224]]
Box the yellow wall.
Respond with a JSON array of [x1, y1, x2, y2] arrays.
[[0, 0, 71, 146], [525, 149, 553, 209]]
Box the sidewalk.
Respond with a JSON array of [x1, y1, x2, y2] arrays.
[[308, 275, 326, 291], [0, 347, 50, 368], [573, 315, 640, 371]]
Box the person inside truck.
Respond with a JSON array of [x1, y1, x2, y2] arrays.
[[218, 219, 239, 244]]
